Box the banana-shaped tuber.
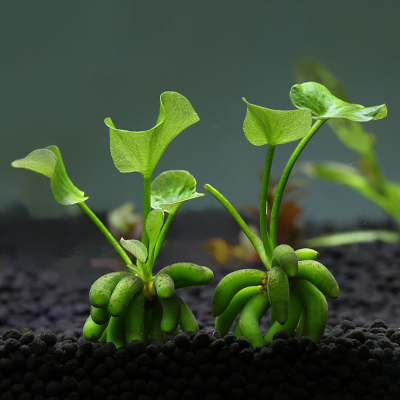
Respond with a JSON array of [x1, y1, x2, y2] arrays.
[[294, 260, 339, 298], [267, 266, 290, 325], [153, 273, 175, 299], [89, 272, 130, 308], [83, 315, 108, 341], [272, 244, 298, 277], [108, 275, 144, 317], [291, 279, 328, 342], [295, 248, 319, 261], [212, 269, 265, 317], [215, 286, 262, 337], [107, 314, 126, 348], [178, 296, 199, 332], [264, 291, 302, 342], [159, 263, 213, 288], [238, 291, 270, 346], [159, 294, 181, 334], [125, 294, 146, 343], [150, 299, 164, 341], [90, 306, 110, 325]]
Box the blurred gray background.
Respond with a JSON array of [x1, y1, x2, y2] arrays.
[[1, 1, 399, 225]]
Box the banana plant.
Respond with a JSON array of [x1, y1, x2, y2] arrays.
[[12, 92, 213, 347], [206, 82, 387, 345]]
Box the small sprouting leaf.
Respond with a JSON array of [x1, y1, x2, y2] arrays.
[[306, 230, 400, 247], [106, 92, 199, 177], [11, 146, 88, 205], [151, 170, 204, 213], [146, 209, 164, 256], [120, 238, 148, 263], [290, 82, 387, 122], [242, 98, 312, 146]]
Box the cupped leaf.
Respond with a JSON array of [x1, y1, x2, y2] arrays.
[[295, 61, 373, 154], [11, 145, 88, 205], [290, 82, 387, 122], [242, 98, 312, 146], [106, 92, 199, 177], [146, 209, 164, 256], [120, 238, 148, 263], [151, 170, 204, 213]]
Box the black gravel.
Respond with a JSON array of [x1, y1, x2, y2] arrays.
[[1, 206, 400, 398]]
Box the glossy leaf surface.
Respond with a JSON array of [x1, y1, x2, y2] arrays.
[[106, 92, 199, 177], [290, 82, 387, 122], [120, 238, 148, 263], [11, 145, 88, 205], [151, 170, 204, 213], [243, 98, 312, 146]]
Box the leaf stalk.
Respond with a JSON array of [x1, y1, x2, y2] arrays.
[[77, 201, 132, 266], [269, 118, 327, 248]]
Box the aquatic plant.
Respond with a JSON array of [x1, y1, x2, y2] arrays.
[[206, 82, 386, 345], [12, 91, 213, 347]]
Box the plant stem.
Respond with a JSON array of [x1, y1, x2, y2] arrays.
[[152, 209, 177, 266], [269, 118, 327, 248], [205, 184, 271, 266], [77, 202, 132, 266], [260, 145, 276, 256], [141, 174, 152, 247]]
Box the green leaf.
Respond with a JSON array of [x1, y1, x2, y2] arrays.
[[106, 92, 199, 177], [120, 238, 148, 263], [303, 161, 400, 222], [151, 170, 204, 213], [306, 230, 400, 247], [295, 61, 374, 154], [242, 98, 312, 146], [11, 145, 88, 205], [146, 209, 164, 256], [290, 82, 387, 122]]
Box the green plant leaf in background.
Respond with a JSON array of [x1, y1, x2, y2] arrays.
[[11, 145, 88, 205], [106, 92, 200, 178], [120, 238, 148, 263], [151, 170, 204, 213], [306, 230, 400, 247], [242, 98, 312, 146], [302, 161, 400, 221], [290, 82, 387, 122]]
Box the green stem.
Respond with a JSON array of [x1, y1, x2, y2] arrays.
[[260, 145, 276, 256], [77, 202, 132, 266], [152, 209, 177, 265], [269, 119, 327, 248], [141, 174, 152, 247], [205, 184, 271, 267]]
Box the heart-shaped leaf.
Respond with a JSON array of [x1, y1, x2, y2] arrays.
[[242, 98, 312, 146], [106, 92, 199, 178], [120, 238, 148, 263], [290, 82, 387, 122], [151, 170, 204, 213], [146, 209, 164, 256], [11, 145, 88, 205]]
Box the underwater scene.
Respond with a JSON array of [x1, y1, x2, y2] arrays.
[[1, 2, 400, 400]]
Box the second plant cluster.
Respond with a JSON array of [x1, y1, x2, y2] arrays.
[[12, 82, 387, 347]]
